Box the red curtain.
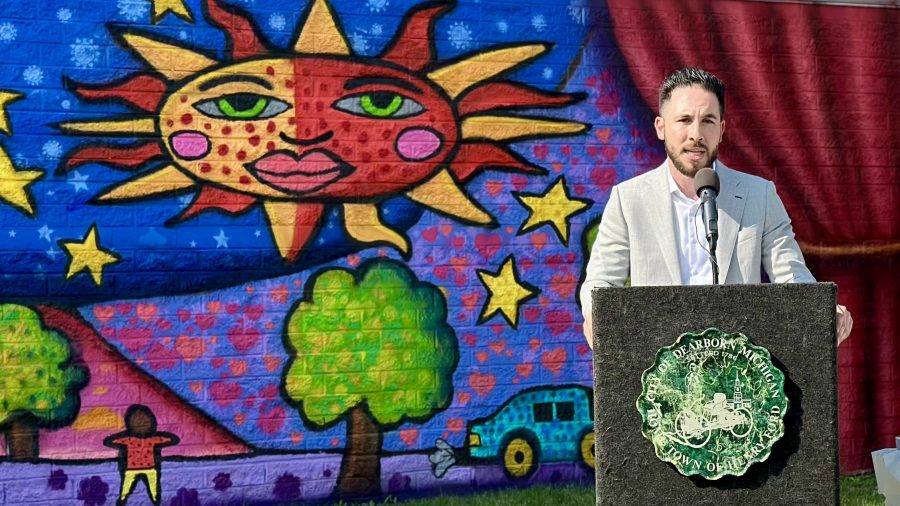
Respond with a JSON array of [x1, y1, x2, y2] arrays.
[[605, 0, 900, 472]]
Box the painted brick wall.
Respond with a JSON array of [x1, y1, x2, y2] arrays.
[[0, 0, 893, 503]]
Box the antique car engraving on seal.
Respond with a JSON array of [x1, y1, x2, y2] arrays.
[[636, 328, 789, 479]]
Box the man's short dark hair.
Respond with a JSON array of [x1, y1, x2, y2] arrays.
[[658, 67, 726, 118]]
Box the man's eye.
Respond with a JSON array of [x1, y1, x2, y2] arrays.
[[194, 93, 291, 119], [333, 92, 425, 119]]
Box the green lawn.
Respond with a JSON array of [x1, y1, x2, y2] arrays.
[[331, 474, 883, 505]]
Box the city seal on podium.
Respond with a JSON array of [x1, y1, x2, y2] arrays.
[[636, 328, 789, 479]]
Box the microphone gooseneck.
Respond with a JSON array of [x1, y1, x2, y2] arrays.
[[694, 167, 720, 284]]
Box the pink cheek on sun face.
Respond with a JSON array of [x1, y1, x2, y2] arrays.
[[170, 131, 211, 160], [395, 128, 442, 161]]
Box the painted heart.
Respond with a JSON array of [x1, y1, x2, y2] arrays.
[[529, 338, 542, 351], [450, 236, 465, 249], [194, 314, 216, 331], [257, 405, 286, 435], [468, 372, 496, 397], [115, 303, 134, 315], [475, 351, 489, 364], [209, 381, 242, 407], [434, 265, 449, 280], [117, 327, 152, 354], [189, 382, 204, 395], [595, 127, 612, 143], [485, 180, 504, 196], [422, 227, 438, 243], [560, 145, 571, 157], [488, 339, 506, 355], [206, 301, 222, 314], [550, 272, 577, 299], [270, 285, 289, 304], [244, 304, 264, 321], [347, 254, 361, 267], [228, 326, 261, 353], [576, 344, 591, 357], [399, 428, 419, 447], [474, 233, 502, 260], [456, 392, 471, 407], [516, 362, 534, 378], [463, 333, 477, 347], [175, 335, 206, 363], [511, 175, 528, 191], [229, 359, 248, 377], [533, 144, 549, 160], [461, 292, 480, 311], [156, 319, 173, 331], [93, 305, 115, 324], [523, 307, 541, 323], [540, 347, 567, 374], [590, 167, 617, 191], [225, 303, 241, 314], [545, 309, 573, 336], [446, 418, 464, 433], [530, 232, 548, 251], [290, 432, 304, 445], [211, 357, 226, 369], [135, 303, 158, 321], [264, 355, 282, 373], [177, 309, 191, 322], [440, 224, 453, 236], [601, 146, 619, 162]]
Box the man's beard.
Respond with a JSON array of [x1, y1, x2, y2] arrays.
[[665, 141, 719, 177]]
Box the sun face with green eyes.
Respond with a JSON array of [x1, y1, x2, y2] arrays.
[[159, 57, 458, 200]]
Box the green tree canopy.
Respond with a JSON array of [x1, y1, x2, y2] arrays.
[[0, 304, 86, 426], [283, 259, 458, 429]]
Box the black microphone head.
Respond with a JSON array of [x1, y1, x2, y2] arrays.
[[694, 167, 720, 197]]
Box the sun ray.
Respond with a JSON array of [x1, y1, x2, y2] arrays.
[[95, 165, 195, 201], [292, 0, 351, 56], [427, 44, 549, 99], [343, 203, 410, 254], [450, 143, 547, 182], [119, 32, 218, 80], [173, 186, 257, 222], [457, 83, 583, 116], [203, 0, 268, 59], [64, 142, 164, 172], [380, 2, 452, 71], [461, 116, 588, 142], [263, 201, 324, 262], [66, 74, 168, 113], [56, 118, 157, 135], [405, 168, 494, 225]]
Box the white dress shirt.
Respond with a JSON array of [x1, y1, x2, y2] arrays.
[[666, 165, 714, 285]]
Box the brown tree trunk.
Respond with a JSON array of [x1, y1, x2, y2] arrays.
[[6, 417, 38, 461], [335, 405, 383, 499]]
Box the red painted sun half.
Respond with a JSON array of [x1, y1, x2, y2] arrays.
[[58, 0, 588, 261]]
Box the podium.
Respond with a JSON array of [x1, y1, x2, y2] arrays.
[[591, 283, 839, 505]]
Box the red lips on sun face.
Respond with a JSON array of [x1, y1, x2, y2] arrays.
[[246, 149, 352, 196]]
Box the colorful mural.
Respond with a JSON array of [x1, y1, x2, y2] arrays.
[[0, 0, 893, 503]]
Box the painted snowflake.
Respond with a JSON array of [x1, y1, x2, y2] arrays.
[[542, 67, 553, 80], [56, 8, 73, 23], [0, 22, 17, 42], [268, 13, 287, 31], [117, 0, 149, 22], [532, 14, 548, 33], [370, 23, 384, 36], [366, 0, 389, 13], [496, 20, 509, 34], [70, 38, 101, 68], [447, 21, 472, 50], [567, 0, 589, 25], [23, 65, 44, 86], [42, 140, 64, 160], [349, 31, 370, 53]]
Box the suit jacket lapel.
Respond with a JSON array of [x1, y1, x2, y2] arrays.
[[715, 164, 747, 281], [645, 166, 681, 284]]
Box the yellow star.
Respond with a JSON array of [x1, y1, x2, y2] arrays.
[[514, 177, 591, 245], [0, 91, 23, 135], [0, 144, 43, 216], [477, 256, 538, 328], [152, 0, 194, 24], [59, 225, 121, 286]]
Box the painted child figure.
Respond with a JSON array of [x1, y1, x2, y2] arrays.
[[103, 405, 180, 506]]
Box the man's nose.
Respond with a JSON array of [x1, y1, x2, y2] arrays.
[[688, 120, 703, 142]]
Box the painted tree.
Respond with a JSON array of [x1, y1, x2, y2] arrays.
[[0, 304, 86, 460], [282, 260, 458, 498]]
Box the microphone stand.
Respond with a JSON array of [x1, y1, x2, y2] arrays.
[[700, 203, 719, 284]]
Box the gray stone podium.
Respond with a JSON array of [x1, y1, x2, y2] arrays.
[[592, 283, 839, 505]]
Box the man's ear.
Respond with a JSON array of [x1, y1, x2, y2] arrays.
[[720, 119, 726, 141], [654, 116, 665, 141]]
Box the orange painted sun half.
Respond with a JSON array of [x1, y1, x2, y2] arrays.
[[58, 0, 588, 262]]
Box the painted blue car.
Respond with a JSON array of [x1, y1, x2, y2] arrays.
[[467, 385, 595, 478]]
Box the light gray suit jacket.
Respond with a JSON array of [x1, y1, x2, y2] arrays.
[[579, 162, 815, 317]]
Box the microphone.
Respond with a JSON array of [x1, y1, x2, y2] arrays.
[[694, 167, 720, 283]]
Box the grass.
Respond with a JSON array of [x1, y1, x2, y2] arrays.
[[329, 474, 884, 505]]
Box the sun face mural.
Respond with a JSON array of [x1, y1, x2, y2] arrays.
[[59, 0, 587, 261]]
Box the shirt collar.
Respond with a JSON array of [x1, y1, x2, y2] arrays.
[[666, 160, 718, 200]]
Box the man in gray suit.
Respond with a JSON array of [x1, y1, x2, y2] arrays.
[[580, 68, 852, 345]]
